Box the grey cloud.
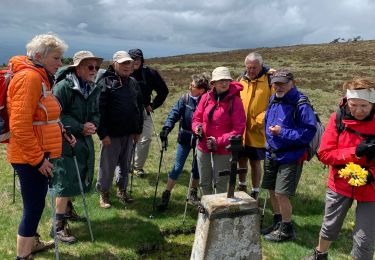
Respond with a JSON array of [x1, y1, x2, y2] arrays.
[[1, 0, 375, 63]]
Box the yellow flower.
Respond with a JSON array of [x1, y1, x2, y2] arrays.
[[338, 162, 368, 187]]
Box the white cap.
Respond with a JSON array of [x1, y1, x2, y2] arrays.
[[113, 51, 133, 63]]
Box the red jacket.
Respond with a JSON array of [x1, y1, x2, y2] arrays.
[[192, 82, 246, 154], [318, 111, 375, 202]]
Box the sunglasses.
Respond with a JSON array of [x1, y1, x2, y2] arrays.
[[88, 65, 100, 71]]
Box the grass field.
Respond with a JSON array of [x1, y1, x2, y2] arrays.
[[2, 40, 375, 259]]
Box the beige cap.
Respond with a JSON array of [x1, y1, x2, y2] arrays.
[[71, 51, 103, 67], [113, 51, 133, 63], [211, 67, 232, 83]]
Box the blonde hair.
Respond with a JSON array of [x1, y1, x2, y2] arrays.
[[343, 77, 375, 91], [26, 33, 68, 58]]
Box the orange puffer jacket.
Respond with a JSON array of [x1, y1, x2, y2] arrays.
[[7, 56, 62, 166]]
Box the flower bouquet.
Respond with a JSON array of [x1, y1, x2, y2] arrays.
[[338, 162, 368, 187]]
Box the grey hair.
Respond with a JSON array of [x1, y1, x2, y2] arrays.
[[244, 52, 263, 65], [192, 72, 211, 91], [26, 33, 68, 59]]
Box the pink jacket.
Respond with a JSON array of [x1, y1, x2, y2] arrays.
[[192, 82, 246, 154]]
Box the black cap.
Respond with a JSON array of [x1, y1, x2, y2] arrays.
[[271, 68, 294, 84], [128, 49, 144, 59]]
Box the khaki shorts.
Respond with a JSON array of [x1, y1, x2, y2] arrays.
[[261, 157, 303, 196]]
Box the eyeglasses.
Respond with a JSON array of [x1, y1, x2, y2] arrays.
[[88, 65, 100, 71]]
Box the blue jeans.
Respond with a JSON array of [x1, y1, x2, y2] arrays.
[[12, 163, 48, 237], [168, 143, 199, 181]]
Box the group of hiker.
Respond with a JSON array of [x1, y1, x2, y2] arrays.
[[5, 32, 375, 260]]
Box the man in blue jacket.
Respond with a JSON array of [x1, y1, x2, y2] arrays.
[[261, 68, 317, 242]]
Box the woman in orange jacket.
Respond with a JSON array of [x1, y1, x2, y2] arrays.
[[7, 33, 74, 260]]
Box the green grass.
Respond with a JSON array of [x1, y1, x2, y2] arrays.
[[2, 40, 374, 259]]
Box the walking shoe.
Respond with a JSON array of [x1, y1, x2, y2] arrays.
[[15, 254, 34, 260], [189, 187, 200, 205], [264, 222, 296, 242], [31, 233, 54, 254], [250, 190, 259, 200], [51, 219, 77, 244], [238, 184, 247, 192], [117, 189, 134, 204], [261, 214, 282, 235], [302, 249, 328, 260], [100, 191, 111, 208], [158, 190, 171, 211], [65, 201, 86, 222], [135, 169, 145, 178]]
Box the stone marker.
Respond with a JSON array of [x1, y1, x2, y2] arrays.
[[190, 191, 261, 260]]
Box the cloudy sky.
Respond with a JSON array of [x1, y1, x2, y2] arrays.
[[1, 0, 375, 63]]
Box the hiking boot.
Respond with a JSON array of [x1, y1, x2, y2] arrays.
[[238, 184, 247, 192], [250, 190, 259, 200], [31, 233, 54, 254], [50, 219, 76, 244], [261, 214, 282, 235], [117, 189, 134, 204], [15, 255, 34, 260], [100, 191, 111, 208], [302, 249, 328, 260], [158, 190, 171, 211], [135, 169, 145, 178], [264, 222, 296, 242], [189, 187, 200, 205], [65, 201, 86, 222]]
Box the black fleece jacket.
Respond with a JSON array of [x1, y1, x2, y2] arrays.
[[96, 66, 144, 139], [131, 65, 169, 110]]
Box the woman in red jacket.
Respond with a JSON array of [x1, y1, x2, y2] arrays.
[[192, 67, 246, 195], [306, 78, 375, 260]]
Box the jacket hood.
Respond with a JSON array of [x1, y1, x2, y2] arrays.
[[129, 49, 144, 65], [95, 65, 116, 83], [209, 81, 243, 100], [9, 56, 49, 84], [257, 65, 270, 79], [55, 65, 76, 83]]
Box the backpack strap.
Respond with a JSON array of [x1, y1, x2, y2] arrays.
[[293, 96, 310, 120], [335, 107, 345, 135], [238, 68, 273, 89]]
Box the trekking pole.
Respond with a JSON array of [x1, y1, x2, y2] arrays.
[[45, 152, 59, 260], [260, 190, 269, 229], [182, 172, 193, 224], [150, 138, 167, 219], [183, 134, 201, 223], [210, 152, 217, 194], [13, 169, 16, 203], [64, 126, 94, 242], [207, 137, 217, 194], [129, 143, 136, 196], [149, 112, 162, 152]]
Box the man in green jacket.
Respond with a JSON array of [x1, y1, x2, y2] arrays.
[[52, 51, 103, 243]]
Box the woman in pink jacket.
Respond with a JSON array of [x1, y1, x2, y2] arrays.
[[192, 67, 246, 195], [306, 78, 375, 260]]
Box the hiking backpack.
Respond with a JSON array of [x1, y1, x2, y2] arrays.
[[294, 97, 325, 161], [269, 96, 324, 161], [0, 68, 12, 143]]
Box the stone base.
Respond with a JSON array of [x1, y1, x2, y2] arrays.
[[191, 191, 261, 260]]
